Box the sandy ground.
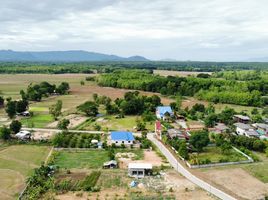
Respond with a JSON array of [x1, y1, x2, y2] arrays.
[[118, 150, 165, 169], [55, 170, 215, 200], [32, 131, 56, 140], [199, 168, 268, 200], [46, 114, 88, 129]]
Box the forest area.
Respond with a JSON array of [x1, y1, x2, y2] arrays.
[[97, 70, 268, 107], [0, 61, 268, 74]]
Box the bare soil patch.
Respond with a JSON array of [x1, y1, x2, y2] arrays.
[[46, 114, 87, 129], [200, 168, 268, 200], [32, 131, 56, 140], [118, 150, 165, 169]]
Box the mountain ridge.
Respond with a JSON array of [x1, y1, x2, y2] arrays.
[[0, 50, 149, 62]]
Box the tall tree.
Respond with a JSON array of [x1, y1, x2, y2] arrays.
[[10, 120, 22, 134], [77, 101, 98, 116], [189, 130, 210, 152], [5, 99, 16, 119], [49, 100, 62, 120]]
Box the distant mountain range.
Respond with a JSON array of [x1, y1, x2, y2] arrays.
[[0, 50, 149, 62]]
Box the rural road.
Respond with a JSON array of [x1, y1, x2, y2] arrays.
[[22, 127, 104, 134], [147, 133, 237, 200], [21, 127, 142, 137]]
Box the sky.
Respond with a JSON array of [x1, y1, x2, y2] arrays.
[[0, 0, 268, 61]]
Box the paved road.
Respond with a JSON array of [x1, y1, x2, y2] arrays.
[[148, 133, 236, 200]]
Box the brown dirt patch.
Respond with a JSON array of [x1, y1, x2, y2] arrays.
[[118, 150, 165, 169], [46, 114, 87, 129], [200, 168, 268, 200], [32, 131, 56, 140]]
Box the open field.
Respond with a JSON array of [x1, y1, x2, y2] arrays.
[[0, 145, 51, 200], [196, 168, 268, 200], [153, 70, 212, 77], [54, 169, 215, 200], [54, 150, 110, 169], [0, 74, 262, 128], [189, 146, 247, 164], [77, 115, 155, 131]]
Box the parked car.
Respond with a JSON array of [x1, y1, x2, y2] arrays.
[[15, 130, 31, 140]]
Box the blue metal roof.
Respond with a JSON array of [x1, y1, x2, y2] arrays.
[[111, 131, 135, 141], [156, 106, 173, 117]]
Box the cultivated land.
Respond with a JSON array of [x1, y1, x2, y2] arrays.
[[50, 149, 215, 200], [0, 145, 51, 200], [0, 73, 261, 128], [154, 69, 212, 77]]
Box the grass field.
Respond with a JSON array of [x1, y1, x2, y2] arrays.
[[54, 149, 144, 169], [0, 74, 262, 129], [20, 114, 54, 128], [0, 145, 51, 200], [54, 150, 110, 169], [153, 70, 212, 77], [242, 153, 268, 183], [189, 146, 247, 164], [77, 115, 155, 131]]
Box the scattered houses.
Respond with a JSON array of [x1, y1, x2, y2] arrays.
[[156, 106, 173, 121], [234, 123, 259, 138], [110, 131, 135, 146], [252, 123, 268, 135], [233, 115, 251, 124], [128, 163, 152, 178], [167, 129, 189, 140]]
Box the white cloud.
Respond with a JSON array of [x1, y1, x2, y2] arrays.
[[0, 0, 268, 60]]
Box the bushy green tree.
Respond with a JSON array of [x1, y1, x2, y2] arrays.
[[49, 100, 62, 120], [178, 141, 189, 159], [77, 101, 98, 116], [0, 126, 11, 140], [57, 119, 70, 130], [189, 130, 210, 152], [5, 99, 16, 119], [10, 120, 22, 134]]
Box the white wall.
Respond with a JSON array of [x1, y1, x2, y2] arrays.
[[111, 140, 133, 146]]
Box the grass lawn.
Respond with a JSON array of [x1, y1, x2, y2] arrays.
[[242, 153, 268, 183], [78, 115, 155, 132], [189, 146, 247, 164], [0, 145, 51, 199], [54, 150, 110, 169], [20, 113, 54, 128]]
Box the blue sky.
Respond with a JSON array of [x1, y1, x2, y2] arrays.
[[0, 0, 268, 61]]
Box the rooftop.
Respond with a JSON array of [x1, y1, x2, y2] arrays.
[[234, 115, 251, 121], [245, 130, 259, 137], [156, 106, 173, 116], [253, 123, 268, 130], [111, 131, 134, 141], [128, 163, 152, 169], [234, 123, 252, 130]]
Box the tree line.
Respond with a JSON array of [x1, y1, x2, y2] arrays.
[[97, 70, 268, 106]]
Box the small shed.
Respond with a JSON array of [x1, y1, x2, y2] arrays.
[[128, 163, 152, 178]]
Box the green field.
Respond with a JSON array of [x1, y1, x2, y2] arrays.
[[77, 115, 155, 131], [0, 145, 51, 199], [189, 146, 247, 164], [54, 150, 110, 169], [242, 153, 268, 183], [20, 114, 54, 128]]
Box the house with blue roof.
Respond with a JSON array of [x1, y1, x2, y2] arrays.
[[110, 131, 135, 146], [156, 106, 174, 120]]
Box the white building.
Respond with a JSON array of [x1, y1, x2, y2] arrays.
[[128, 163, 152, 178], [234, 123, 259, 138]]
